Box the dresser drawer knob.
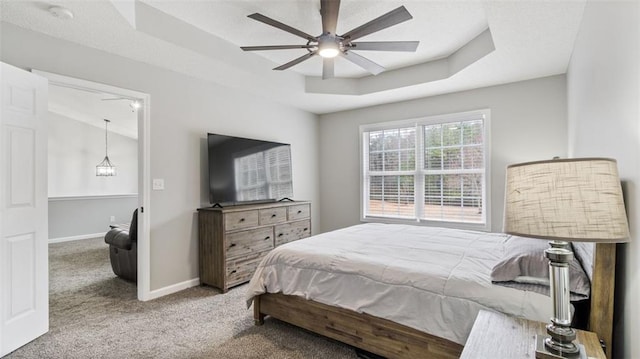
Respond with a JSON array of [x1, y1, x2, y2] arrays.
[[230, 270, 237, 274], [278, 233, 284, 237], [303, 228, 308, 231], [264, 236, 270, 240], [239, 218, 245, 222], [229, 243, 236, 248], [271, 213, 277, 218], [297, 210, 302, 214]]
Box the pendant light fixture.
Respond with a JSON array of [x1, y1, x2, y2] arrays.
[[96, 119, 116, 176]]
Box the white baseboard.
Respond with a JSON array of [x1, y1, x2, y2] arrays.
[[49, 232, 106, 244], [144, 278, 201, 301]]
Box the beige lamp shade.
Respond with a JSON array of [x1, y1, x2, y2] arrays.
[[504, 158, 630, 242]]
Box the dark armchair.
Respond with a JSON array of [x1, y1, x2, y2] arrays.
[[104, 209, 137, 282]]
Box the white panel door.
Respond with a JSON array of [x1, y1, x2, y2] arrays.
[[0, 62, 49, 356]]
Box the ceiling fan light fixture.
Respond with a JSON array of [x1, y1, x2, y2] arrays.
[[318, 40, 340, 58], [319, 47, 339, 58]]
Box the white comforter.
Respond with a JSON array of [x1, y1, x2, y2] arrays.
[[246, 223, 551, 345]]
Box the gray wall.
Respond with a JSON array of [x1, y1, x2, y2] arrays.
[[318, 75, 567, 233], [48, 195, 138, 240], [0, 23, 320, 292], [566, 1, 639, 357]]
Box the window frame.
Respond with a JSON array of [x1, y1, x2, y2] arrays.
[[359, 109, 491, 231]]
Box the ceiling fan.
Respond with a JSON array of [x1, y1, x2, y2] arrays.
[[102, 97, 141, 112], [240, 0, 419, 79]]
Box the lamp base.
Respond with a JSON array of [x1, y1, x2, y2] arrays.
[[535, 335, 586, 359]]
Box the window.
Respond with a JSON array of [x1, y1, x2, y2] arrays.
[[361, 110, 490, 230]]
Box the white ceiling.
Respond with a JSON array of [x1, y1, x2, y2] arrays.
[[145, 0, 490, 78], [48, 84, 138, 139], [0, 0, 586, 114]]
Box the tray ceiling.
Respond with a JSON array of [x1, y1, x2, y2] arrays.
[[0, 1, 586, 114]]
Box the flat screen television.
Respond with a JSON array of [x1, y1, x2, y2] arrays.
[[207, 133, 293, 206]]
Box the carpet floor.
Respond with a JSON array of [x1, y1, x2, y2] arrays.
[[6, 238, 359, 359]]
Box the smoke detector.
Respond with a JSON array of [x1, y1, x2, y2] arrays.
[[48, 6, 74, 20]]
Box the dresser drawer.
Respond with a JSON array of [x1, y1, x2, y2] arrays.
[[225, 210, 259, 231], [288, 204, 310, 220], [259, 207, 287, 225], [226, 227, 274, 260], [226, 252, 266, 287], [275, 219, 311, 246]]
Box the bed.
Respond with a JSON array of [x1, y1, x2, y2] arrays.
[[246, 223, 616, 359]]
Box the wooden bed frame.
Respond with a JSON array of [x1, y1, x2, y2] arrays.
[[253, 243, 617, 359]]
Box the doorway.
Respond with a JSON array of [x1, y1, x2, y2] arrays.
[[33, 70, 151, 301]]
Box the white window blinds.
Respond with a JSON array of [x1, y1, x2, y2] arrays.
[[361, 110, 490, 229]]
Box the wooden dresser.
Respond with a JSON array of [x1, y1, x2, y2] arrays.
[[197, 201, 311, 292]]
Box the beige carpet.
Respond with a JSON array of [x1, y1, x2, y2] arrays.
[[6, 238, 359, 359]]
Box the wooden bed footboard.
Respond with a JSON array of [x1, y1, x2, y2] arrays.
[[253, 293, 463, 359]]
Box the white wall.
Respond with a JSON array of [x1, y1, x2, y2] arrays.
[[0, 23, 320, 291], [567, 1, 639, 357], [318, 75, 567, 233], [48, 111, 138, 196]]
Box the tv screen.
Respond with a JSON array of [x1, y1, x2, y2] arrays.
[[208, 133, 293, 205]]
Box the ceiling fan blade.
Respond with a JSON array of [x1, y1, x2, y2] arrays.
[[248, 13, 316, 42], [241, 45, 315, 51], [320, 0, 340, 34], [341, 6, 413, 42], [341, 51, 385, 75], [322, 57, 335, 79], [274, 52, 317, 71], [350, 41, 419, 52]]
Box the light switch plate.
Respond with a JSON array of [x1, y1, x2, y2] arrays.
[[153, 178, 164, 190]]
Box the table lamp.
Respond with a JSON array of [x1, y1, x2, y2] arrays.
[[504, 157, 629, 358]]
